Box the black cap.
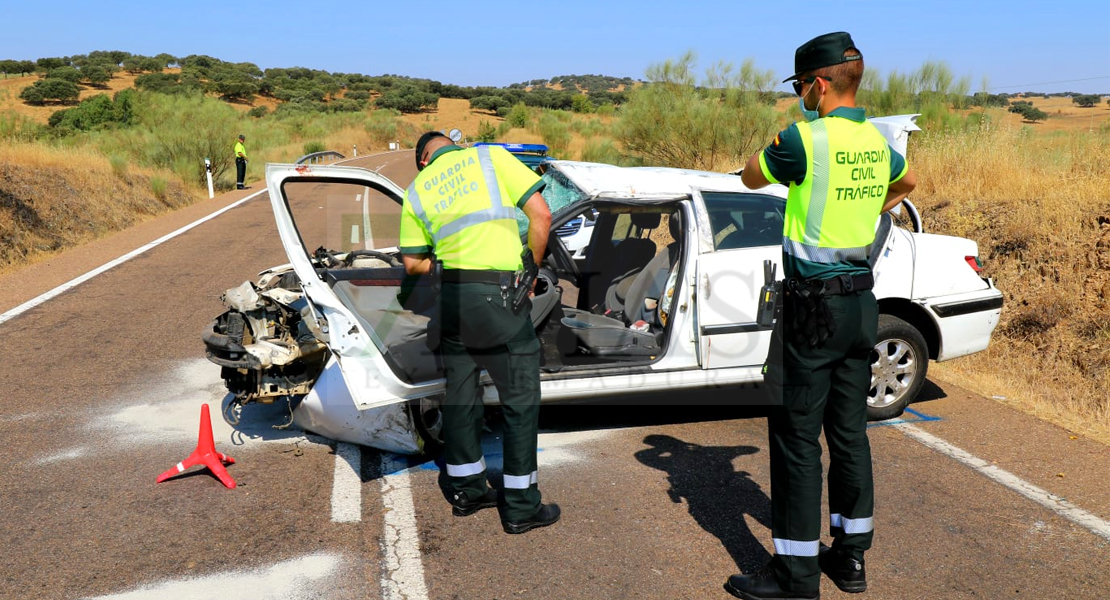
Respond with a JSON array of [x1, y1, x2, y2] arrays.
[[782, 32, 861, 82], [415, 131, 448, 171], [238, 134, 245, 140]]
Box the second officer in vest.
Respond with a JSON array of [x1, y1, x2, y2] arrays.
[[726, 33, 917, 599], [399, 132, 558, 534]]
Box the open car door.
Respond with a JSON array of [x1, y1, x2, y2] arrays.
[[265, 163, 442, 412], [692, 189, 784, 370]]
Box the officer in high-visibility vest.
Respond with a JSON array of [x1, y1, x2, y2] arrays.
[[234, 134, 248, 190], [400, 131, 559, 534], [726, 32, 917, 599]]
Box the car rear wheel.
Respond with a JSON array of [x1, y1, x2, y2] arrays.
[[408, 395, 444, 457], [868, 314, 928, 421]]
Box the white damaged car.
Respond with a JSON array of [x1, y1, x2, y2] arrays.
[[202, 116, 1003, 454]]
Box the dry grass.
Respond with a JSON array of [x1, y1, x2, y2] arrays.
[[909, 112, 1110, 444], [0, 141, 195, 274]]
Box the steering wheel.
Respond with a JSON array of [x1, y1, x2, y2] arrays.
[[343, 249, 403, 267], [546, 237, 581, 281]]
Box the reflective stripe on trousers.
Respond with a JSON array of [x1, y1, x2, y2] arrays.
[[445, 457, 486, 478], [502, 471, 538, 490], [773, 538, 820, 557], [830, 513, 874, 534]]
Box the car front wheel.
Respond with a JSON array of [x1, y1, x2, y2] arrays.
[[867, 314, 929, 421]]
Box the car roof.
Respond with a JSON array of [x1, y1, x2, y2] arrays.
[[547, 160, 788, 201]]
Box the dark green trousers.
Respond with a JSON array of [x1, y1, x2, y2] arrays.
[[438, 281, 542, 522], [762, 290, 878, 593]]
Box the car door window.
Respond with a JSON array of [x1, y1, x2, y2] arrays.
[[702, 191, 785, 250], [280, 179, 403, 276]]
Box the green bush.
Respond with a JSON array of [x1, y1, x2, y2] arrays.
[[571, 94, 595, 113], [303, 140, 326, 155], [579, 137, 624, 165], [537, 112, 570, 156], [616, 52, 779, 171], [150, 176, 168, 200], [476, 120, 497, 142], [109, 154, 128, 178], [507, 103, 529, 128], [247, 106, 269, 118], [98, 92, 241, 185]]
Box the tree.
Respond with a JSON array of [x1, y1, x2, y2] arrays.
[[209, 69, 259, 102], [48, 66, 82, 84], [36, 57, 67, 72], [1072, 94, 1100, 107], [469, 95, 510, 113], [20, 79, 81, 104], [1022, 107, 1048, 122], [375, 85, 438, 113], [83, 65, 111, 87]]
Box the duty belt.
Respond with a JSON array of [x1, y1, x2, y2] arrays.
[[441, 269, 514, 284], [809, 272, 874, 296]]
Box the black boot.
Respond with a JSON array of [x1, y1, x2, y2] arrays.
[[450, 487, 498, 517], [501, 503, 560, 534], [724, 565, 819, 600], [818, 543, 867, 593]]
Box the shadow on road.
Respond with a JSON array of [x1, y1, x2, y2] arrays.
[[635, 434, 772, 573]]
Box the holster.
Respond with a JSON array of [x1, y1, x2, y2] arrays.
[[785, 278, 837, 348], [510, 248, 538, 313]]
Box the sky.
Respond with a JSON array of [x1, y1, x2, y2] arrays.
[[3, 0, 1109, 94]]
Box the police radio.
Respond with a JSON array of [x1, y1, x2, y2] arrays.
[[756, 259, 781, 329]]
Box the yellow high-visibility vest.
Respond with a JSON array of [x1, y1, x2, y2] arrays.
[[400, 145, 541, 271], [782, 118, 891, 264]]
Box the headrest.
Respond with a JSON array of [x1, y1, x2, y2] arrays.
[[668, 211, 682, 241]]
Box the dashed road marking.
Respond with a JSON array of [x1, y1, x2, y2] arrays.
[[379, 453, 430, 600], [331, 443, 363, 523], [895, 422, 1110, 542]]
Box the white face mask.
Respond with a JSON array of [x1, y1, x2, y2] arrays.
[[798, 79, 823, 121]]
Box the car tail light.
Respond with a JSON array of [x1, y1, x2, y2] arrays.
[[965, 255, 982, 273]]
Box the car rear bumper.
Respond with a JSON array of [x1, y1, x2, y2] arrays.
[[924, 283, 1004, 361]]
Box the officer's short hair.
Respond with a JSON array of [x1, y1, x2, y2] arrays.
[[814, 49, 864, 94], [238, 134, 245, 140], [415, 131, 448, 171]]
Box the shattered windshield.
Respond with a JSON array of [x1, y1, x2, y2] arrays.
[[516, 168, 589, 236]]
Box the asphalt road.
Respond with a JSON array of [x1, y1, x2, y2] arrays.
[[1, 150, 1107, 600]]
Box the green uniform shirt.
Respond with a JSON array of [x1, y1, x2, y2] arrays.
[[758, 107, 908, 280], [234, 141, 247, 159], [400, 145, 545, 271]]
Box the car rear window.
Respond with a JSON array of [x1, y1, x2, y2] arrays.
[[702, 191, 785, 250]]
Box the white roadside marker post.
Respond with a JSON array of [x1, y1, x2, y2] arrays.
[[204, 158, 215, 199], [353, 144, 358, 157]]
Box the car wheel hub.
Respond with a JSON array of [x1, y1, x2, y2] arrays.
[[869, 338, 917, 409]]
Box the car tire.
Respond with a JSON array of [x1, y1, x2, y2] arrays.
[[867, 314, 929, 422], [408, 396, 445, 457]]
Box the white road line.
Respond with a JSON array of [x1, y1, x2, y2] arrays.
[[896, 422, 1110, 542], [0, 189, 267, 326], [379, 454, 430, 600], [330, 443, 363, 523]]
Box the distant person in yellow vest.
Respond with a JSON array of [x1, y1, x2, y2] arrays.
[[724, 32, 917, 600], [234, 134, 248, 190], [400, 131, 559, 534]]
